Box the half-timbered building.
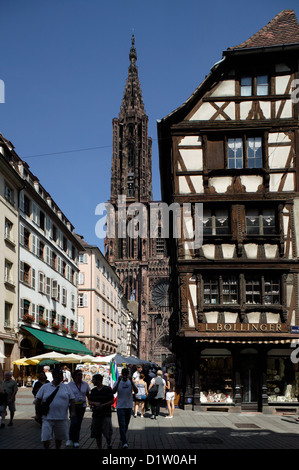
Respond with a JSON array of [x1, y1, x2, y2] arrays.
[[158, 10, 299, 412]]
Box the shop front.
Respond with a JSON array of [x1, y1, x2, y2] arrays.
[[180, 336, 299, 413]]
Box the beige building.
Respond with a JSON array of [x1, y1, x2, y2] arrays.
[[77, 237, 132, 355], [0, 140, 23, 371]]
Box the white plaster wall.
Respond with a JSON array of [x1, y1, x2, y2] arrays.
[[179, 148, 203, 170], [210, 80, 235, 97], [240, 175, 263, 192]]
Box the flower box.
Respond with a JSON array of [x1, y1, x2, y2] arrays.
[[23, 314, 35, 323], [52, 322, 60, 331], [62, 326, 69, 334], [70, 330, 77, 338], [39, 318, 48, 327]]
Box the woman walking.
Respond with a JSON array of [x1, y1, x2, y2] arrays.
[[165, 372, 176, 418], [134, 373, 148, 417]]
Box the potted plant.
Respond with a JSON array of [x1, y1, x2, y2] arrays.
[[52, 321, 60, 331], [39, 318, 48, 327], [70, 330, 77, 338], [62, 326, 69, 335], [23, 314, 35, 323]]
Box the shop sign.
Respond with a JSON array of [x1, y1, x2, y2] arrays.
[[197, 323, 288, 332]]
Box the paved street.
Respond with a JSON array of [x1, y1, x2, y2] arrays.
[[1, 387, 299, 456]]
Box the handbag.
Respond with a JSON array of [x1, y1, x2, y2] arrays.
[[40, 386, 60, 416], [148, 382, 158, 399]]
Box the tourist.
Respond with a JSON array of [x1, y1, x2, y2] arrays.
[[35, 367, 75, 449], [148, 369, 165, 420], [89, 374, 114, 449], [134, 373, 148, 417], [165, 371, 176, 418], [2, 371, 18, 427], [112, 368, 138, 449], [66, 369, 90, 448]]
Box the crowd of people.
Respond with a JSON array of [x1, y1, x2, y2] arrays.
[[0, 363, 176, 450]]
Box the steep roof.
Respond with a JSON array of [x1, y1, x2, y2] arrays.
[[228, 9, 299, 50]]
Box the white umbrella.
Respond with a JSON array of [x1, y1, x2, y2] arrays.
[[80, 355, 96, 363], [58, 353, 83, 363], [29, 351, 66, 361]]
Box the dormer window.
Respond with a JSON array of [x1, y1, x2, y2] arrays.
[[240, 75, 268, 96]]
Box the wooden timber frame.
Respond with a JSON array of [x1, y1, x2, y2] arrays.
[[158, 10, 299, 412]]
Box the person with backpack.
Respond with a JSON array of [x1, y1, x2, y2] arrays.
[[148, 370, 165, 420]]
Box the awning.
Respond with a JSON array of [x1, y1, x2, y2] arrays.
[[22, 326, 92, 354]]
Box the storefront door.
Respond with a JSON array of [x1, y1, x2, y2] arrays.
[[240, 353, 259, 410]]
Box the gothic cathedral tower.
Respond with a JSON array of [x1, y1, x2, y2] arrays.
[[105, 36, 171, 363]]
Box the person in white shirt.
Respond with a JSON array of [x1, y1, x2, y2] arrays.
[[66, 370, 90, 448], [36, 368, 75, 449], [112, 368, 138, 449], [62, 366, 72, 384], [43, 366, 53, 382]]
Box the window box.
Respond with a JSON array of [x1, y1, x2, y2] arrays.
[[62, 326, 69, 335], [39, 318, 48, 327], [52, 322, 60, 331], [23, 314, 35, 323]]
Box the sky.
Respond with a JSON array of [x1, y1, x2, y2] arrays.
[[0, 0, 298, 251]]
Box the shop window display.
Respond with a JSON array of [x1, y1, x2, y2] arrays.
[[267, 356, 299, 403], [199, 355, 233, 403]]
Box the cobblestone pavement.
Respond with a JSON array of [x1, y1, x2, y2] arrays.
[[1, 387, 299, 456]]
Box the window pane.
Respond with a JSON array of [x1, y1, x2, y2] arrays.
[[264, 278, 280, 305], [203, 210, 213, 234], [203, 278, 219, 304], [228, 138, 243, 169], [262, 209, 276, 235], [222, 276, 238, 304], [247, 137, 262, 168], [245, 277, 261, 304], [215, 209, 229, 234], [257, 75, 268, 96], [246, 209, 260, 235], [241, 77, 252, 96]]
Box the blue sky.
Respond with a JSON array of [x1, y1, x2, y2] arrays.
[[0, 0, 298, 250]]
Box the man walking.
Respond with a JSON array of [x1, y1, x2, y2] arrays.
[[36, 367, 75, 449], [89, 374, 114, 449], [2, 371, 18, 427], [112, 368, 137, 449]]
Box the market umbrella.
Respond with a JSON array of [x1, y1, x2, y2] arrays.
[[29, 351, 66, 361], [113, 353, 131, 365], [13, 357, 40, 366], [58, 353, 83, 363], [0, 352, 6, 360], [80, 355, 96, 363]]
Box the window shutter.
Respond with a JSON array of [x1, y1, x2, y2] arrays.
[[20, 224, 24, 246], [20, 261, 24, 282], [83, 293, 88, 307], [78, 316, 84, 333], [32, 268, 36, 289]]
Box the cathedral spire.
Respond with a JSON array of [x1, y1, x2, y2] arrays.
[[129, 33, 137, 65], [119, 34, 145, 117]]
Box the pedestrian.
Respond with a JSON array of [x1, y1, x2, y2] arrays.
[[133, 373, 148, 418], [132, 365, 143, 383], [89, 374, 114, 449], [43, 366, 53, 382], [112, 368, 138, 449], [0, 382, 7, 428], [35, 367, 76, 449], [32, 372, 49, 425], [2, 371, 18, 427], [63, 366, 72, 384], [66, 369, 90, 448], [148, 369, 165, 420], [165, 371, 176, 418]]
